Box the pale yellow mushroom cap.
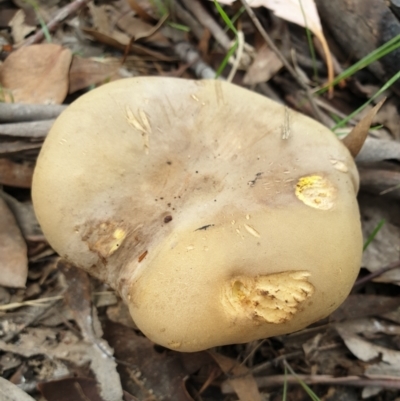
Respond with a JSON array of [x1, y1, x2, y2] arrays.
[[32, 77, 362, 352]]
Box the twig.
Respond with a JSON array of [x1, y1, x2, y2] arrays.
[[173, 41, 220, 79], [0, 142, 42, 157], [1, 290, 64, 342], [173, 1, 205, 42], [0, 296, 64, 311], [240, 339, 267, 367], [359, 168, 400, 200], [353, 260, 400, 288], [0, 104, 66, 122], [222, 373, 400, 393], [247, 342, 341, 376], [0, 120, 55, 138], [22, 0, 92, 46], [180, 0, 231, 51], [239, 0, 326, 124], [227, 31, 244, 82]]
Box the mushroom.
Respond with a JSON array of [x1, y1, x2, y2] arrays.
[[32, 77, 362, 352]]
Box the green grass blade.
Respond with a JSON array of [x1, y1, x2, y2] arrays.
[[213, 0, 238, 35], [215, 40, 238, 78], [230, 6, 246, 26], [363, 219, 386, 251], [168, 22, 190, 32], [299, 0, 318, 80], [318, 34, 400, 94], [332, 69, 400, 130], [299, 383, 321, 400], [23, 0, 51, 43], [284, 361, 321, 401], [370, 124, 384, 131], [150, 0, 168, 16]]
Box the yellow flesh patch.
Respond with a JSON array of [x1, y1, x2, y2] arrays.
[[224, 271, 315, 324], [295, 175, 335, 210], [81, 222, 127, 258], [107, 228, 127, 256]]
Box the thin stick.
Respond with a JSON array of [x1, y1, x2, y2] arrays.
[[0, 104, 66, 122], [173, 42, 220, 79], [22, 0, 92, 46], [227, 31, 244, 82], [222, 373, 400, 393], [353, 260, 400, 288], [0, 120, 55, 138], [239, 0, 326, 124], [180, 0, 231, 50]]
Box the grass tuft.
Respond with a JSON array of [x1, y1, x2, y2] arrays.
[[363, 219, 386, 251]]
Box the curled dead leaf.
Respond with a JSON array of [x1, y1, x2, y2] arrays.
[[0, 44, 72, 104]]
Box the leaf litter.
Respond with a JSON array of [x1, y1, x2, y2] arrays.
[[0, 0, 399, 400]]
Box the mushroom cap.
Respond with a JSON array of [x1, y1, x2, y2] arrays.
[[32, 77, 362, 352]]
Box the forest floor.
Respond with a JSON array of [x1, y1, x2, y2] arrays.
[[0, 1, 400, 400]]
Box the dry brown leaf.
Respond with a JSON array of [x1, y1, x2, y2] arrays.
[[39, 378, 107, 401], [357, 137, 400, 163], [336, 325, 400, 377], [0, 326, 88, 361], [87, 2, 131, 44], [59, 261, 124, 401], [0, 192, 43, 242], [0, 326, 123, 401], [8, 9, 36, 45], [69, 56, 122, 94], [116, 14, 169, 45], [343, 98, 385, 157], [209, 351, 262, 401], [243, 44, 283, 84], [335, 318, 400, 337], [375, 98, 400, 140], [331, 295, 400, 321], [125, 0, 157, 23], [88, 2, 112, 34], [0, 377, 36, 401], [359, 167, 400, 200], [106, 299, 138, 329], [0, 9, 18, 27], [0, 44, 72, 104], [83, 27, 175, 61], [215, 0, 334, 88], [0, 197, 28, 288], [359, 194, 400, 282], [38, 378, 138, 401], [0, 158, 34, 188], [104, 322, 202, 401]]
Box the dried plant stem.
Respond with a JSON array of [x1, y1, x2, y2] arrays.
[[22, 0, 92, 46], [353, 260, 400, 288], [173, 1, 205, 41], [227, 31, 244, 82], [0, 120, 55, 138], [180, 0, 231, 50], [223, 372, 400, 392], [173, 42, 219, 79], [0, 104, 66, 122], [239, 0, 326, 124]]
